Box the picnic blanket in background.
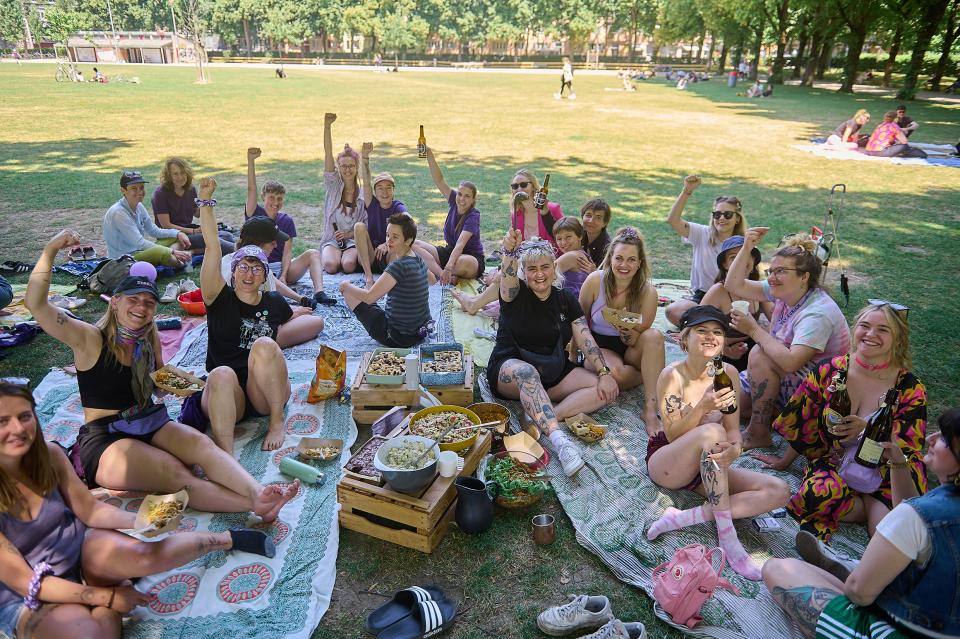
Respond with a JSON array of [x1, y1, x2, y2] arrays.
[[792, 142, 960, 168], [478, 363, 870, 638], [0, 283, 76, 326], [33, 354, 358, 638]]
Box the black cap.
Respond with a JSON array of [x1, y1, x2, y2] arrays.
[[120, 170, 148, 188], [113, 275, 159, 300], [240, 216, 290, 245], [678, 305, 730, 332]]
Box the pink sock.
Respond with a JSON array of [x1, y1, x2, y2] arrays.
[[714, 510, 762, 580], [647, 506, 710, 540]]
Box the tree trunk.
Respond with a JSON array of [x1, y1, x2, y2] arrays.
[[718, 41, 728, 73], [706, 32, 716, 69], [882, 25, 903, 87], [930, 0, 959, 90], [793, 18, 810, 79], [750, 21, 764, 81], [801, 31, 822, 86], [242, 18, 252, 54], [770, 0, 791, 83], [898, 0, 950, 99], [695, 28, 705, 62], [815, 36, 833, 80], [839, 28, 866, 92], [628, 6, 638, 62]]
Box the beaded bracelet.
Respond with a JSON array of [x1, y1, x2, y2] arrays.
[[194, 198, 217, 208], [24, 562, 53, 610]]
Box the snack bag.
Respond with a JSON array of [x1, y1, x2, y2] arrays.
[[308, 345, 346, 403]]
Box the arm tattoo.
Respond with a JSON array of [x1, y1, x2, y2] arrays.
[[665, 395, 684, 415], [80, 587, 98, 604], [771, 586, 840, 639], [503, 263, 517, 277], [573, 319, 604, 366], [56, 310, 67, 325], [506, 285, 520, 299]]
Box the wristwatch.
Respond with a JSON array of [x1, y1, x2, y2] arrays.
[[597, 366, 612, 377]]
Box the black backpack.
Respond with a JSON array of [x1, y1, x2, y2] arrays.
[[78, 255, 135, 294]]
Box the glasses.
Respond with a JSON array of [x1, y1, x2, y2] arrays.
[[868, 299, 910, 319], [765, 267, 800, 278], [510, 181, 531, 190], [235, 263, 266, 275], [712, 210, 736, 220]]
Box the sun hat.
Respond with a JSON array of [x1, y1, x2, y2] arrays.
[[716, 235, 762, 270]]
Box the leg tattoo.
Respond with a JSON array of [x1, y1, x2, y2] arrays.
[[771, 586, 840, 639]]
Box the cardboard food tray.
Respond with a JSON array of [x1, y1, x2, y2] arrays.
[[600, 307, 643, 331], [364, 348, 412, 385], [297, 437, 344, 461], [418, 342, 466, 386], [564, 412, 607, 443], [133, 489, 189, 538], [151, 364, 205, 397]]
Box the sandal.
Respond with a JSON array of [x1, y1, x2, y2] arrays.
[[377, 596, 457, 639], [82, 246, 97, 260], [365, 586, 445, 634], [1, 260, 33, 274]]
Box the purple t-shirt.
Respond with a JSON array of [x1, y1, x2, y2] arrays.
[[252, 205, 297, 264], [367, 199, 407, 246], [444, 191, 484, 259], [151, 185, 198, 228]]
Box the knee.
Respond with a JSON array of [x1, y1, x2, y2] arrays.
[[641, 328, 664, 347], [303, 248, 319, 259], [747, 344, 772, 369], [250, 336, 281, 360], [761, 558, 790, 585], [767, 477, 792, 507], [511, 362, 541, 385], [207, 366, 239, 390], [608, 363, 633, 386], [354, 222, 367, 235], [698, 422, 727, 449]]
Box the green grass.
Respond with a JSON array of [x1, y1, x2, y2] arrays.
[[1, 63, 959, 638]]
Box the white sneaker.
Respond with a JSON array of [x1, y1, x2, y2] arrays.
[[537, 595, 613, 636], [578, 619, 646, 639], [795, 531, 859, 582], [161, 281, 181, 303], [555, 435, 585, 477], [179, 279, 198, 294]]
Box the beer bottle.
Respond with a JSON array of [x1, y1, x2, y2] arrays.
[[534, 173, 550, 210], [418, 125, 427, 159], [823, 368, 851, 440], [854, 388, 898, 468], [332, 222, 346, 250], [712, 355, 737, 415]]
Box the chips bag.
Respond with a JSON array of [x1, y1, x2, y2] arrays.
[[308, 345, 347, 403]]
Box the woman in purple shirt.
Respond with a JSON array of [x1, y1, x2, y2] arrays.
[[151, 157, 234, 255], [0, 383, 276, 639]]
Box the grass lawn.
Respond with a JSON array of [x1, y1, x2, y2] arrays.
[[1, 63, 959, 638]]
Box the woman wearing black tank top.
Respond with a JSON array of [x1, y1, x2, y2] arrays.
[[25, 229, 298, 521]]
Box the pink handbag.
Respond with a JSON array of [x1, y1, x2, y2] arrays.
[[652, 544, 740, 628]]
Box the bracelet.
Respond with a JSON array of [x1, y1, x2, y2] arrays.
[[682, 189, 694, 196], [24, 562, 53, 611], [504, 247, 522, 258], [107, 588, 116, 610], [194, 198, 217, 208], [887, 460, 909, 469]]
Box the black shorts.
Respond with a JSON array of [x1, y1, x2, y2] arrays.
[[353, 302, 422, 348], [74, 414, 158, 488], [436, 245, 485, 278], [178, 372, 266, 432], [688, 289, 708, 303], [592, 331, 628, 357], [371, 253, 390, 274], [486, 355, 579, 400]]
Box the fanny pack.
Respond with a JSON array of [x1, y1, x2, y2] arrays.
[[838, 438, 882, 494], [108, 403, 170, 437]]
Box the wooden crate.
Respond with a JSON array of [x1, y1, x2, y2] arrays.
[[337, 430, 491, 553], [351, 351, 474, 424]]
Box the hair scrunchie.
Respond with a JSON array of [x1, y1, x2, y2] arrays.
[[25, 562, 54, 610]]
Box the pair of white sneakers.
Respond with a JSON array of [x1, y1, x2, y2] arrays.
[[537, 595, 646, 638], [160, 279, 198, 303]]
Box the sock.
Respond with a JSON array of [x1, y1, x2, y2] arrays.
[[714, 511, 762, 580], [548, 430, 569, 448], [229, 528, 276, 558], [314, 291, 337, 305], [646, 506, 710, 540]]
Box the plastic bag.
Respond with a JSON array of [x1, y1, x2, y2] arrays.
[[308, 345, 346, 403]]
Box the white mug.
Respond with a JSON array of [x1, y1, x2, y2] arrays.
[[438, 451, 459, 478]]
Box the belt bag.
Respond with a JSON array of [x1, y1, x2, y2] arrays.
[[108, 404, 170, 436]]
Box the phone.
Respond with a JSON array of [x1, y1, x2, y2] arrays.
[[770, 508, 787, 518]]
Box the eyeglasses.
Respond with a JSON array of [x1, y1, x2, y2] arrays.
[[510, 181, 531, 190], [868, 299, 910, 319], [712, 210, 736, 220], [765, 267, 800, 278], [235, 263, 266, 275]]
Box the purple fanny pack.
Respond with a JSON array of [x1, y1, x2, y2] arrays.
[[108, 403, 170, 436]]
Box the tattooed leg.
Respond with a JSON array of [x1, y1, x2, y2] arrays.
[[498, 360, 560, 434], [703, 448, 763, 579], [771, 586, 840, 639], [743, 349, 780, 449]]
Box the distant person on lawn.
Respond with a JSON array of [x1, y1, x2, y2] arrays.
[[894, 105, 919, 137], [103, 171, 191, 267], [863, 112, 927, 158], [826, 110, 870, 149]]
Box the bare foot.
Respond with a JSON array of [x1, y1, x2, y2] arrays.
[[254, 480, 300, 523], [364, 275, 374, 289], [450, 289, 480, 315], [741, 428, 774, 450], [752, 451, 789, 470], [261, 423, 285, 451], [643, 407, 661, 437]]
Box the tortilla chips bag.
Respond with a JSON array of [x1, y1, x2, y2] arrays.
[[308, 345, 346, 403]]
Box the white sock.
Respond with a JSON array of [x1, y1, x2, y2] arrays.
[[549, 430, 569, 447]]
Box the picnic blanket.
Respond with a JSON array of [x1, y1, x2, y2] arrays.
[[0, 283, 76, 326], [478, 356, 870, 638], [792, 142, 960, 168], [33, 340, 358, 638]]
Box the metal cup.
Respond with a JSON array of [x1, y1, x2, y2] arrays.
[[532, 514, 556, 545]]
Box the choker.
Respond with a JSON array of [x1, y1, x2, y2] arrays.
[[855, 355, 890, 371]]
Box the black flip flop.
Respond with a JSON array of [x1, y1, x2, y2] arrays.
[[365, 586, 445, 634], [378, 596, 457, 639]]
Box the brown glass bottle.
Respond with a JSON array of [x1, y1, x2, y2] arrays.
[[854, 388, 898, 468], [534, 173, 550, 210], [712, 356, 737, 415], [332, 222, 346, 250], [418, 125, 427, 159], [823, 369, 851, 440]]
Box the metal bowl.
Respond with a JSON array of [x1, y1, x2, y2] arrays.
[[373, 435, 440, 494]]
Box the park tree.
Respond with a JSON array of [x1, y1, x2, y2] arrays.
[[898, 0, 951, 98], [834, 0, 886, 92], [0, 0, 28, 48], [761, 0, 793, 83], [380, 8, 428, 64], [209, 0, 264, 54], [608, 0, 660, 62], [659, 0, 706, 59], [929, 0, 960, 90], [342, 3, 374, 54]]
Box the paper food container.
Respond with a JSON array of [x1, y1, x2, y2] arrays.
[[134, 489, 189, 538], [564, 413, 607, 443], [503, 431, 546, 462], [150, 364, 205, 397], [296, 437, 344, 461], [600, 307, 644, 331]]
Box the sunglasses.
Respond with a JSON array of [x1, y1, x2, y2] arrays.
[[712, 210, 736, 220], [235, 263, 266, 275], [510, 181, 531, 190], [868, 299, 910, 319]]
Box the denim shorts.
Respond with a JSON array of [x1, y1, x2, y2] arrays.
[[0, 599, 26, 638]]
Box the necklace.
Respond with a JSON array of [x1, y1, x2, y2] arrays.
[[855, 355, 890, 371]]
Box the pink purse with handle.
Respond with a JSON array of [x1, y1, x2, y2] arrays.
[[652, 544, 740, 628]]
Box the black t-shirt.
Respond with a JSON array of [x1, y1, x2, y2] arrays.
[[205, 285, 293, 377], [831, 118, 860, 139], [584, 229, 611, 266], [896, 116, 915, 136], [490, 281, 583, 364]]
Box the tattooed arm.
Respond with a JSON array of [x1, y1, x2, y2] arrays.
[[572, 317, 618, 401], [656, 366, 709, 441], [499, 229, 522, 303]]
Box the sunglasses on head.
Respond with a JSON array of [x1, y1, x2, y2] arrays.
[[510, 181, 531, 190], [868, 299, 910, 319], [712, 210, 736, 220]]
